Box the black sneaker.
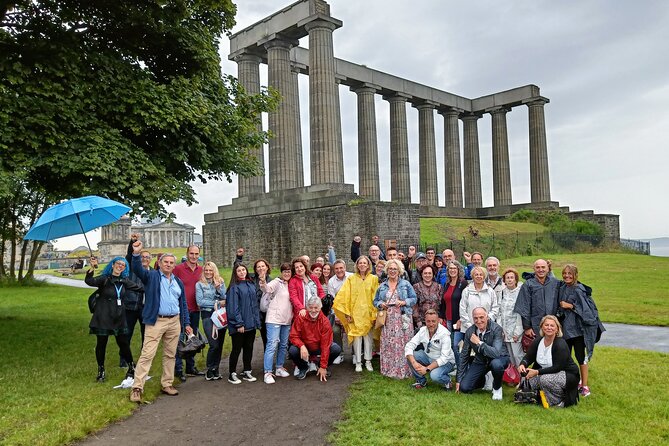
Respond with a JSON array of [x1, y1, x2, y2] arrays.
[[241, 371, 257, 382], [411, 382, 427, 390], [228, 372, 242, 384], [176, 372, 187, 383], [326, 368, 332, 378], [296, 368, 308, 380], [186, 367, 205, 376], [205, 369, 216, 381]]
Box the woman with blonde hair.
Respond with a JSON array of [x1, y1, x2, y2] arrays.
[[196, 261, 226, 380], [518, 315, 580, 407], [373, 259, 417, 379], [333, 255, 379, 372]]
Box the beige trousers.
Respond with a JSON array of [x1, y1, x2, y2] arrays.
[[133, 315, 181, 390]]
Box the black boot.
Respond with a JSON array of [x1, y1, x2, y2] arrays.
[[96, 365, 106, 383], [125, 362, 136, 379]]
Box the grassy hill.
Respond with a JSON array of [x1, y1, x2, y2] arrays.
[[420, 217, 547, 245]]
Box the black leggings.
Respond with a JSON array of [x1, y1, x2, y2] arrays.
[[229, 330, 256, 373], [566, 336, 586, 365], [96, 334, 133, 367]]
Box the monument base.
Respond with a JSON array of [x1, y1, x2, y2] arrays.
[[203, 186, 420, 268]]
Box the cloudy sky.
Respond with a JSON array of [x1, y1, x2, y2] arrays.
[[57, 0, 669, 249]]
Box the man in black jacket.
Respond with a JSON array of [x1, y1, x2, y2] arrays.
[[456, 307, 509, 400]]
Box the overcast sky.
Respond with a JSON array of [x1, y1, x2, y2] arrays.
[[57, 0, 669, 250]]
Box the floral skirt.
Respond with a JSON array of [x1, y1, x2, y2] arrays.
[[380, 306, 413, 379]]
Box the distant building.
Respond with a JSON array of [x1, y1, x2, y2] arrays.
[[97, 216, 197, 261]]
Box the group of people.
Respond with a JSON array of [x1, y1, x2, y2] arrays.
[[84, 234, 604, 408]]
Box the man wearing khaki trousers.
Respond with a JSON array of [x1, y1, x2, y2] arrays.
[[130, 240, 193, 403]]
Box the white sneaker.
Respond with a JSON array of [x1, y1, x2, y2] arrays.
[[483, 371, 493, 391], [293, 367, 300, 376], [355, 363, 363, 373], [228, 372, 241, 385], [333, 354, 344, 365], [492, 387, 503, 401], [263, 372, 275, 384], [308, 361, 318, 372], [241, 370, 257, 382], [275, 367, 290, 378], [365, 360, 373, 372]]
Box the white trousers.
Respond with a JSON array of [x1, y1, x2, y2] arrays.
[[352, 332, 373, 364]]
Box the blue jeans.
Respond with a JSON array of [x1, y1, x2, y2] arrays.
[[201, 309, 225, 372], [175, 310, 200, 374], [264, 323, 290, 372], [447, 320, 464, 369], [408, 350, 455, 386], [459, 357, 509, 392]]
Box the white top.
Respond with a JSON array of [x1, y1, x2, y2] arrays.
[[404, 323, 455, 367], [536, 339, 553, 368], [328, 272, 352, 297]]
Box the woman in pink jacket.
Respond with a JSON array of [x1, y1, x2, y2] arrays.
[[259, 263, 294, 384]]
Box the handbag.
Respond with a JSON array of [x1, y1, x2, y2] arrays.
[[321, 293, 334, 316], [513, 377, 539, 404], [259, 292, 272, 313], [503, 363, 521, 385], [210, 301, 228, 339], [177, 331, 206, 357], [521, 333, 534, 352], [375, 310, 387, 329], [87, 290, 99, 313]]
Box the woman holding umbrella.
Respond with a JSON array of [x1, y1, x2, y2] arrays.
[[85, 256, 143, 382]]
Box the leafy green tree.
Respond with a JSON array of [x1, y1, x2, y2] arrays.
[[0, 0, 276, 218]]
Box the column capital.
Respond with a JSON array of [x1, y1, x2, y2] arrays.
[[383, 92, 411, 103], [460, 112, 482, 121], [261, 34, 299, 50], [412, 100, 439, 110], [438, 106, 465, 117], [350, 83, 381, 94], [488, 106, 512, 115], [301, 16, 342, 33], [231, 52, 263, 64], [524, 96, 550, 107]]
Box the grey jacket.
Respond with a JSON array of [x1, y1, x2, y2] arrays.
[[513, 274, 559, 334], [558, 282, 605, 361]]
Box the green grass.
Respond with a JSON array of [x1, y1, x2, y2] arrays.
[[0, 284, 215, 446], [420, 217, 547, 246], [329, 347, 669, 446], [502, 253, 669, 326]]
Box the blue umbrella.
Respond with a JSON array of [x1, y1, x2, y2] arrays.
[[24, 195, 131, 255]]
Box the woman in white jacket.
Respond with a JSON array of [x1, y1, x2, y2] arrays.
[[498, 268, 524, 367], [459, 266, 499, 333], [259, 263, 294, 384]]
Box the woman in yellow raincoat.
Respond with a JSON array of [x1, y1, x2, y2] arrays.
[[333, 255, 379, 372]]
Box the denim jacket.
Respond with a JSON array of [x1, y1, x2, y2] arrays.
[[373, 279, 417, 315]]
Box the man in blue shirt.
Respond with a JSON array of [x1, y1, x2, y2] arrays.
[[129, 240, 193, 403]]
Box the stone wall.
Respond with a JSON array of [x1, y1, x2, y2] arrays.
[[203, 202, 420, 268], [568, 211, 620, 240]]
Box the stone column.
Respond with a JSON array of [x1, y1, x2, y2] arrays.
[[461, 113, 482, 208], [527, 98, 551, 202], [234, 53, 265, 196], [415, 102, 439, 207], [291, 64, 305, 187], [490, 107, 512, 206], [351, 84, 380, 200], [385, 93, 412, 203], [439, 108, 463, 208], [265, 37, 301, 191], [304, 19, 344, 185]]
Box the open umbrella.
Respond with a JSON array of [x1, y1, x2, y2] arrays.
[[24, 195, 131, 256]]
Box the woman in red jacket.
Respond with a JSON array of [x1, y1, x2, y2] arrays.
[[288, 257, 325, 318]]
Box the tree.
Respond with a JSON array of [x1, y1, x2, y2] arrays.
[[0, 1, 276, 218]]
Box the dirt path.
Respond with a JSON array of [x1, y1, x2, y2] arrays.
[[79, 338, 358, 446]]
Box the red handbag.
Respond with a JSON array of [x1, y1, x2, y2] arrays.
[[521, 333, 534, 352], [503, 363, 520, 385]]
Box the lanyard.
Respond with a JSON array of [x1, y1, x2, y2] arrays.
[[114, 283, 123, 306]]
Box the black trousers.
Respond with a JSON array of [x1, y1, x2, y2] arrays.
[[97, 334, 133, 367], [229, 330, 256, 373]]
